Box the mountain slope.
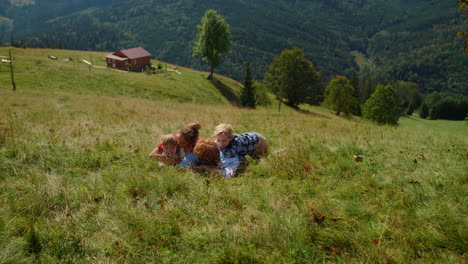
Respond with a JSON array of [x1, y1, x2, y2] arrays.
[[2, 0, 467, 94], [0, 47, 241, 105]]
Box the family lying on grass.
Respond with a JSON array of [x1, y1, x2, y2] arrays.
[[149, 123, 268, 178]]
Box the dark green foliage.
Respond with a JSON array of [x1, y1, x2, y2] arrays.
[[358, 68, 377, 104], [431, 96, 468, 120], [325, 75, 359, 116], [241, 61, 255, 108], [1, 0, 466, 93], [394, 81, 422, 115], [420, 92, 468, 120], [193, 9, 232, 79], [350, 72, 361, 115], [420, 103, 429, 118], [363, 84, 400, 125], [264, 47, 323, 108], [406, 103, 416, 115]]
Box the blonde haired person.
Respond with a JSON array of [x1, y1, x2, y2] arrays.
[[214, 124, 268, 159], [213, 123, 268, 177]]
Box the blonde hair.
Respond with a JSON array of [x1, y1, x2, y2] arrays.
[[213, 123, 233, 137], [193, 139, 220, 165], [160, 134, 177, 147]]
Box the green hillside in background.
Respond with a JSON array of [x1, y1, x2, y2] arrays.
[[0, 47, 242, 105], [1, 0, 467, 95]]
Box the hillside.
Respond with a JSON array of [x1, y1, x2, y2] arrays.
[[1, 0, 467, 95], [1, 87, 467, 262], [1, 47, 467, 262], [0, 47, 242, 105]]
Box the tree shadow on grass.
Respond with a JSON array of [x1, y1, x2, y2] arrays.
[[210, 77, 240, 106], [295, 107, 332, 119], [401, 115, 420, 120]]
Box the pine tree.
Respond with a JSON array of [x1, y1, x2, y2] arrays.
[[363, 84, 400, 125], [350, 72, 362, 115], [241, 61, 256, 108]]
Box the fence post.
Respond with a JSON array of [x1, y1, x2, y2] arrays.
[[9, 50, 16, 91]]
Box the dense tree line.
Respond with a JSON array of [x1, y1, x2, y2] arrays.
[[2, 0, 467, 121], [2, 0, 466, 95], [420, 92, 468, 120]]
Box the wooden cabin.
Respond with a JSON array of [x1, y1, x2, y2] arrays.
[[105, 47, 151, 71]]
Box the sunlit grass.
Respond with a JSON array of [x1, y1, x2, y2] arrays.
[[0, 90, 466, 263], [0, 47, 231, 104]]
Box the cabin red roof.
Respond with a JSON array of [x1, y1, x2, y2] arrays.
[[114, 47, 151, 59], [105, 53, 128, 61]]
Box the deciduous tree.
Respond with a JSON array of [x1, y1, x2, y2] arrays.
[[193, 9, 232, 80], [325, 75, 359, 116], [263, 47, 323, 108], [363, 84, 400, 125]]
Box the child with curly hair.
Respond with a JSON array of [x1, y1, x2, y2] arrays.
[[178, 138, 242, 178]]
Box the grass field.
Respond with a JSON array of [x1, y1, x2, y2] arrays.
[[0, 48, 467, 263], [0, 47, 241, 105]]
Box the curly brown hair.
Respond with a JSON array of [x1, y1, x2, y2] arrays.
[[193, 139, 220, 166]]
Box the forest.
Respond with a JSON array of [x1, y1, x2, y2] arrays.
[[1, 0, 467, 118]]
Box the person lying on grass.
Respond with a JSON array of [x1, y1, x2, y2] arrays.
[[212, 123, 268, 176], [178, 138, 244, 178], [148, 134, 184, 165], [149, 122, 203, 164]]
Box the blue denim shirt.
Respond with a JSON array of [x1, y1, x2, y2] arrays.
[[216, 152, 244, 178], [220, 132, 259, 158], [178, 152, 200, 168], [179, 152, 244, 178]]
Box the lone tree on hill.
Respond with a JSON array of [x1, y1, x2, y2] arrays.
[[326, 75, 359, 116], [241, 61, 256, 108], [362, 84, 400, 125], [264, 47, 323, 108], [193, 9, 232, 80]]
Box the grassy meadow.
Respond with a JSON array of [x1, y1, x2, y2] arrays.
[[0, 47, 242, 104], [0, 48, 467, 263]]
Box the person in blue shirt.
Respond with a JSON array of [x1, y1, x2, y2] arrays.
[[178, 138, 245, 178], [213, 123, 268, 176]]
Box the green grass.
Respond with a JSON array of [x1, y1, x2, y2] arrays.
[[0, 47, 239, 104], [400, 116, 468, 136], [0, 48, 467, 263]]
